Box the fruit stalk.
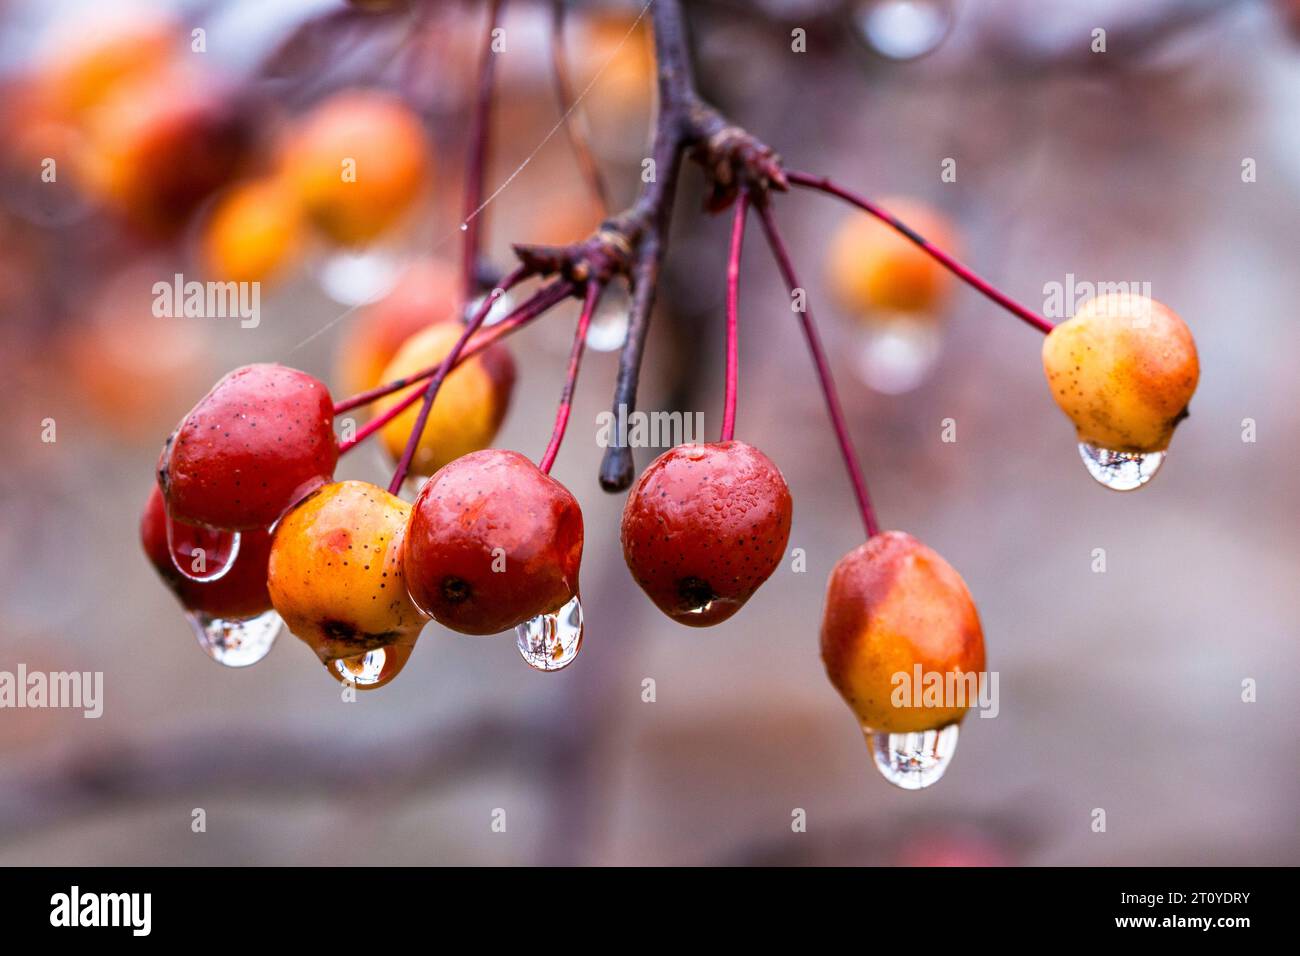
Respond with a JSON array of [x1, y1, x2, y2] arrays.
[[459, 0, 506, 308], [539, 281, 604, 474], [338, 276, 571, 459], [332, 265, 534, 416], [720, 191, 749, 443], [787, 171, 1054, 335], [754, 200, 881, 539]]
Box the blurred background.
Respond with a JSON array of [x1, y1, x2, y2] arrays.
[[1, 0, 1297, 865]]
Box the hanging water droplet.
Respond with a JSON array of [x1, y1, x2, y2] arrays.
[[186, 609, 282, 667], [473, 287, 516, 327], [515, 594, 583, 672], [854, 0, 955, 61], [315, 246, 401, 306], [867, 722, 960, 790], [1077, 442, 1165, 491], [852, 317, 944, 395], [165, 509, 240, 583], [459, 222, 469, 232], [325, 643, 414, 689], [586, 284, 631, 352]]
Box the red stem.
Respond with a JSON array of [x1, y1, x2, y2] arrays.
[[754, 200, 881, 540], [538, 281, 603, 475], [337, 278, 571, 460], [720, 192, 749, 442], [786, 170, 1054, 335], [460, 0, 506, 306]]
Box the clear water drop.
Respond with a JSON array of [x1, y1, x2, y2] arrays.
[[855, 0, 954, 61], [473, 287, 516, 327], [515, 594, 583, 672], [852, 317, 944, 395], [315, 246, 401, 306], [1078, 442, 1165, 491], [165, 509, 240, 583], [186, 609, 282, 668], [586, 285, 631, 352], [326, 643, 414, 690], [868, 722, 960, 790]]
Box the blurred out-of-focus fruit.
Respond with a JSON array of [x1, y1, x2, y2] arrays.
[[281, 89, 430, 245]]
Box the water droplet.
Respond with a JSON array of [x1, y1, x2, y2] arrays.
[[474, 288, 516, 327], [867, 722, 960, 790], [186, 609, 282, 667], [1078, 442, 1165, 491], [587, 285, 631, 352], [165, 509, 240, 583], [854, 0, 954, 61], [325, 643, 414, 690], [515, 594, 583, 672], [459, 222, 469, 232], [315, 246, 400, 306], [852, 317, 943, 394]]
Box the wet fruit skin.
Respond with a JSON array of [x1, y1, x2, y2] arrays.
[[158, 364, 338, 531], [403, 450, 583, 635], [140, 484, 273, 621], [1042, 293, 1199, 453], [826, 199, 957, 317], [821, 532, 985, 734], [267, 480, 427, 662], [374, 323, 516, 476], [335, 259, 460, 397], [621, 441, 792, 627], [281, 89, 430, 245]]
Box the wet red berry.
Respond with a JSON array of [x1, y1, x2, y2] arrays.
[[157, 364, 338, 530], [403, 449, 583, 635], [621, 440, 792, 627], [140, 483, 273, 621]]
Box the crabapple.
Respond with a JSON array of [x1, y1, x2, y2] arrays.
[[621, 441, 792, 627], [65, 266, 208, 436], [1042, 293, 1199, 453], [373, 322, 515, 477], [403, 450, 583, 635], [32, 10, 175, 121], [200, 175, 305, 284], [826, 198, 957, 317], [158, 364, 338, 530], [335, 259, 460, 397], [79, 69, 251, 235], [280, 89, 429, 245], [821, 532, 985, 734], [140, 484, 273, 621], [267, 480, 427, 666]]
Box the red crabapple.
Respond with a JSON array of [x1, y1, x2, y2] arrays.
[[403, 449, 583, 635], [621, 441, 792, 627], [140, 483, 273, 621], [157, 364, 338, 531]]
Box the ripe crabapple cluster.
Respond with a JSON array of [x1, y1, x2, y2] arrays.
[[138, 0, 1201, 790]]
